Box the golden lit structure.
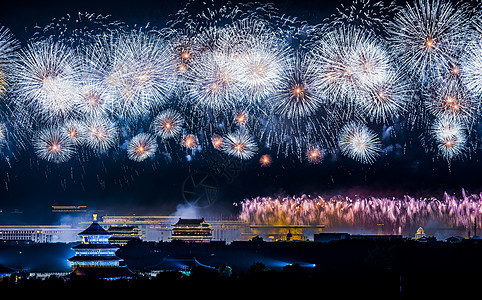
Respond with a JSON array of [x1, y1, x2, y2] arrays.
[[107, 225, 142, 246], [243, 224, 325, 242], [414, 225, 426, 240], [170, 218, 213, 243]]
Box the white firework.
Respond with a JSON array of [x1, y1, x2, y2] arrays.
[[431, 115, 466, 161], [127, 132, 158, 162], [223, 18, 290, 105], [271, 53, 324, 119], [33, 127, 75, 163], [0, 26, 19, 96], [425, 78, 477, 123], [313, 25, 391, 105], [461, 38, 482, 97], [0, 123, 7, 147], [77, 80, 114, 117], [13, 39, 81, 122], [62, 120, 85, 145], [387, 0, 469, 79], [358, 70, 410, 123], [151, 109, 184, 139], [185, 46, 243, 113], [83, 117, 119, 153], [222, 130, 258, 160], [83, 31, 175, 118], [338, 122, 382, 164]]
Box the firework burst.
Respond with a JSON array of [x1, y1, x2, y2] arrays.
[[338, 122, 382, 164], [151, 109, 184, 140], [13, 39, 81, 122], [127, 132, 158, 162], [387, 0, 469, 80], [222, 130, 258, 160], [431, 115, 467, 161], [33, 127, 75, 163], [83, 117, 119, 153]]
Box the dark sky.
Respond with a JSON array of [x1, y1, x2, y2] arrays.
[[1, 0, 481, 223]]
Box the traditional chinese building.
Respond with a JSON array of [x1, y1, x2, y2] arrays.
[[170, 218, 213, 243], [414, 225, 426, 240], [68, 214, 133, 279]]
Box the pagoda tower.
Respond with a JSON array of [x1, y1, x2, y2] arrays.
[[68, 214, 133, 279], [170, 218, 213, 243], [414, 225, 426, 240]]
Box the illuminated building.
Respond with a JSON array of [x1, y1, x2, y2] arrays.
[[51, 205, 87, 213], [243, 225, 325, 242], [169, 218, 213, 243], [414, 225, 426, 240], [68, 214, 133, 279], [0, 225, 78, 243], [107, 225, 142, 246]]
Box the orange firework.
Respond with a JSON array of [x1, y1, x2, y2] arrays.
[[211, 134, 223, 149], [181, 134, 198, 149], [306, 145, 323, 164], [259, 154, 272, 167], [234, 111, 248, 126]]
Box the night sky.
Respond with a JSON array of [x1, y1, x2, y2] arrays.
[[1, 0, 481, 224]]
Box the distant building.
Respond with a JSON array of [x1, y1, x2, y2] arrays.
[[68, 214, 133, 279], [243, 224, 325, 242], [108, 225, 142, 246], [414, 226, 426, 240], [0, 225, 78, 243], [170, 218, 213, 243], [51, 205, 87, 213]]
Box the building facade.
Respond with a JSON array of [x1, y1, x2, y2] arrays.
[[170, 218, 213, 243], [68, 215, 133, 279]]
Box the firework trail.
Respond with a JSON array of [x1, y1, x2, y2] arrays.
[[238, 192, 482, 235]]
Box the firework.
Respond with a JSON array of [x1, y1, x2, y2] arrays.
[[211, 134, 223, 150], [0, 26, 19, 96], [431, 115, 467, 161], [33, 127, 75, 163], [77, 80, 114, 117], [313, 25, 391, 105], [127, 132, 158, 162], [357, 70, 410, 123], [13, 39, 81, 122], [425, 78, 477, 123], [181, 134, 198, 149], [259, 154, 272, 167], [270, 53, 323, 119], [226, 18, 290, 105], [83, 117, 119, 153], [238, 192, 482, 235], [338, 122, 381, 164], [234, 111, 248, 126], [0, 123, 7, 147], [387, 0, 469, 79], [151, 109, 184, 139], [305, 145, 323, 164], [62, 120, 85, 145], [461, 38, 482, 97], [222, 130, 258, 160], [83, 31, 175, 118], [185, 45, 243, 114]]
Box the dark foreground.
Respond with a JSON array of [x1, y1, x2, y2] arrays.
[[1, 237, 481, 297]]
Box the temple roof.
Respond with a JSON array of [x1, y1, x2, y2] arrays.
[[78, 221, 111, 236], [172, 218, 210, 227], [72, 243, 118, 250]]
